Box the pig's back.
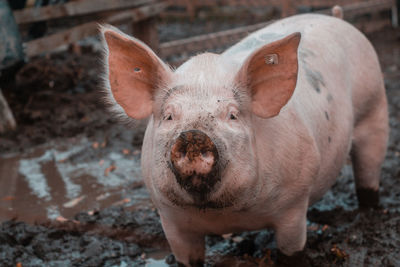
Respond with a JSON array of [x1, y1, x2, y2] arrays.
[[223, 13, 382, 118], [224, 14, 384, 203]]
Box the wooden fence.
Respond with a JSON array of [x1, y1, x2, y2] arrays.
[[1, 0, 397, 133], [160, 0, 398, 65], [13, 0, 169, 58]]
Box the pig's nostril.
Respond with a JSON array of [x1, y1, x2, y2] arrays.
[[201, 151, 214, 164]]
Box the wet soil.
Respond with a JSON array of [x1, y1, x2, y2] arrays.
[[0, 22, 400, 266]]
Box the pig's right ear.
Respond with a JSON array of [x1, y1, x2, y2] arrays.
[[236, 32, 301, 118], [101, 25, 172, 119]]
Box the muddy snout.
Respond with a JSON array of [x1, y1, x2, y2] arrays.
[[170, 130, 220, 198]]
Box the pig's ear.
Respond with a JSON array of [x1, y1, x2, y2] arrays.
[[236, 32, 301, 118], [101, 25, 172, 119]]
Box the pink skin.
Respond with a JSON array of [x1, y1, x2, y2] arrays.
[[101, 13, 388, 267]]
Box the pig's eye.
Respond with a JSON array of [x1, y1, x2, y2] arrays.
[[164, 114, 173, 121], [227, 105, 239, 121]]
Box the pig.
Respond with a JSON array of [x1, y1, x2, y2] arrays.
[[100, 10, 388, 267]]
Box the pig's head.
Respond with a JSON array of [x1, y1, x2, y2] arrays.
[[101, 25, 300, 210]]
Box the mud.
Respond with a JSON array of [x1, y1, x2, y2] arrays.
[[0, 22, 400, 266]]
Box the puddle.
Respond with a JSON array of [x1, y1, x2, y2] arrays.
[[145, 258, 169, 267], [0, 136, 148, 223], [145, 250, 172, 267]]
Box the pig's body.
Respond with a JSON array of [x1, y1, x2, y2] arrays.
[[221, 13, 385, 205], [102, 13, 388, 267]]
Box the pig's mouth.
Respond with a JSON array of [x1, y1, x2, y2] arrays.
[[165, 158, 236, 209], [172, 167, 221, 203], [164, 182, 236, 210]]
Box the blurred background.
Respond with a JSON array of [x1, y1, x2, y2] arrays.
[[0, 0, 399, 266]]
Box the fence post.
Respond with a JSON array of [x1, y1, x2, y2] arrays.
[[393, 0, 399, 27], [132, 17, 159, 52], [281, 0, 296, 18]]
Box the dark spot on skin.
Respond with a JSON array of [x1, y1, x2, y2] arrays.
[[325, 111, 330, 121], [304, 65, 325, 93], [328, 136, 331, 143], [224, 32, 283, 57], [217, 100, 220, 102], [357, 188, 380, 209], [299, 48, 316, 61], [299, 52, 308, 61], [299, 48, 315, 58], [327, 94, 333, 103]]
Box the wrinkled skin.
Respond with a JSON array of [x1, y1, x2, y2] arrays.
[[101, 13, 388, 266]]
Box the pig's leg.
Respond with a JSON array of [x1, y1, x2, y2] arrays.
[[160, 216, 205, 267], [351, 94, 388, 209], [274, 202, 308, 257]]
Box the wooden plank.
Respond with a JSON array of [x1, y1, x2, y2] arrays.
[[14, 0, 158, 25], [295, 0, 362, 8], [340, 0, 395, 18], [316, 0, 395, 19], [161, 0, 395, 64], [159, 21, 272, 58], [392, 4, 398, 27], [281, 0, 296, 17], [165, 0, 395, 15], [167, 0, 280, 9], [354, 17, 392, 33], [24, 2, 168, 57], [133, 18, 159, 51]]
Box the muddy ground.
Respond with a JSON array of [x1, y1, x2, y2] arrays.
[[0, 20, 400, 266]]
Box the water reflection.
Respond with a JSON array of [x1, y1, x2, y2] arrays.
[[0, 137, 145, 223]]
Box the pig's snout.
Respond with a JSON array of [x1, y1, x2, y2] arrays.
[[171, 130, 217, 175], [170, 130, 220, 199]]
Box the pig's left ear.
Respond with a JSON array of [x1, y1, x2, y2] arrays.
[[236, 32, 301, 118], [101, 26, 172, 119]]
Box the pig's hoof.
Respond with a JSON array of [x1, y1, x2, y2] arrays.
[[176, 259, 204, 267], [165, 254, 176, 265], [276, 250, 308, 267], [356, 188, 380, 209]]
